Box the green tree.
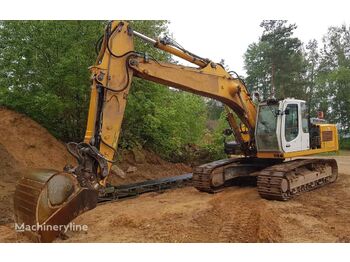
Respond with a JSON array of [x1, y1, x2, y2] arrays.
[[202, 110, 230, 160], [317, 25, 350, 133], [0, 21, 105, 141], [304, 39, 320, 116], [244, 20, 307, 100]]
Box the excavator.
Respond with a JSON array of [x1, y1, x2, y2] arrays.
[[13, 21, 339, 242]]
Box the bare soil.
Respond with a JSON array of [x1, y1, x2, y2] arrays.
[[50, 155, 349, 243], [0, 107, 350, 243], [0, 107, 76, 170]]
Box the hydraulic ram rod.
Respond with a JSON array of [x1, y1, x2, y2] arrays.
[[133, 30, 208, 68]]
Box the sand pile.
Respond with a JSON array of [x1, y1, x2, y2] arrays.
[[0, 107, 75, 171]]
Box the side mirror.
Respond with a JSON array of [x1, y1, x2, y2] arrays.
[[223, 128, 233, 136]]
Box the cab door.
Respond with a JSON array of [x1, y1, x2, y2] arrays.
[[281, 102, 302, 152], [300, 102, 310, 151]]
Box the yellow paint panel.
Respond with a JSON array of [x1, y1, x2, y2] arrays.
[[318, 124, 339, 151], [257, 147, 338, 159]]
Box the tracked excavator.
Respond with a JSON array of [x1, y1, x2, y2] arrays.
[[14, 21, 339, 242]]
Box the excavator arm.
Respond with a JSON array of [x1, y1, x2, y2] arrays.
[[85, 21, 257, 177], [13, 21, 258, 242]]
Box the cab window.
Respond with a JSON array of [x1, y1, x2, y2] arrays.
[[301, 102, 309, 133], [285, 104, 299, 142], [256, 104, 279, 151]]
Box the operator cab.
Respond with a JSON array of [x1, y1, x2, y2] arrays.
[[255, 98, 310, 154]]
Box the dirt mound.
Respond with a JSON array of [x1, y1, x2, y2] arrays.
[[0, 107, 190, 186], [107, 148, 191, 185], [0, 107, 75, 171], [0, 144, 23, 178], [0, 144, 22, 224]]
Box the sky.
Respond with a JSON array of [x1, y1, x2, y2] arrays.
[[168, 17, 349, 76]]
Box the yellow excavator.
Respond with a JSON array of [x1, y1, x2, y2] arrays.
[[14, 21, 339, 242]]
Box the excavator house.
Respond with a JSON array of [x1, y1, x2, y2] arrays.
[[14, 21, 339, 242]]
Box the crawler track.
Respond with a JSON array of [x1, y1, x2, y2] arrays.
[[192, 158, 279, 193], [257, 158, 338, 200], [192, 158, 244, 193]]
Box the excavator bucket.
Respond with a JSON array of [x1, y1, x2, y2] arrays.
[[14, 169, 98, 242]]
